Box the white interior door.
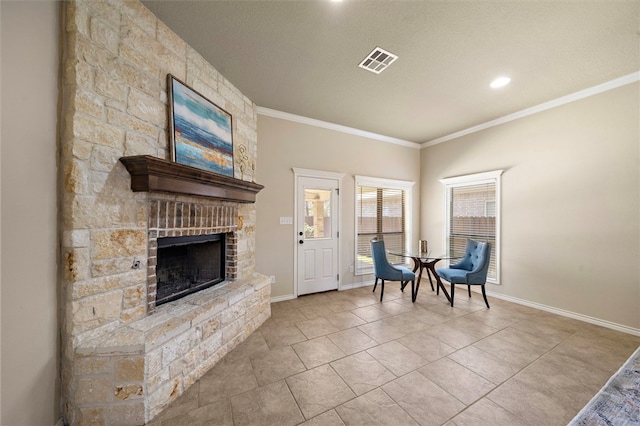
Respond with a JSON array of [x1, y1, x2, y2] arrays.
[[296, 176, 339, 296]]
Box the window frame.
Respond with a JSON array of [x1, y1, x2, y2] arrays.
[[440, 170, 503, 284], [354, 175, 414, 276]]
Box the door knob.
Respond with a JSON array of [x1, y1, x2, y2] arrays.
[[299, 231, 303, 236], [299, 240, 304, 244]]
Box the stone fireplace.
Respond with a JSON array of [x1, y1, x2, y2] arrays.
[[59, 1, 271, 424]]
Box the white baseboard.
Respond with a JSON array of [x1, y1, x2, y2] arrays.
[[270, 281, 375, 303], [486, 290, 640, 337], [339, 280, 374, 291], [270, 294, 297, 303]]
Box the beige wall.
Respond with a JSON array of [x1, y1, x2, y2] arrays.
[[421, 83, 640, 330], [1, 1, 60, 424], [256, 115, 421, 298]]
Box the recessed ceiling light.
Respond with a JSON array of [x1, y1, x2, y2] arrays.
[[490, 76, 511, 88]]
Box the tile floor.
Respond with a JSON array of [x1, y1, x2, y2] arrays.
[[148, 283, 640, 426]]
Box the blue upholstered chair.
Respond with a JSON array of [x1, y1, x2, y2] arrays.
[[370, 238, 416, 302], [436, 239, 492, 308]]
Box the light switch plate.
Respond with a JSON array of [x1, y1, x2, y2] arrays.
[[279, 217, 293, 225]]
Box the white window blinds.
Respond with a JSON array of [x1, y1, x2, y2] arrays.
[[355, 177, 414, 275], [441, 170, 502, 283]]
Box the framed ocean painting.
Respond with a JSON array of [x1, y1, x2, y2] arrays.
[[167, 74, 234, 177]]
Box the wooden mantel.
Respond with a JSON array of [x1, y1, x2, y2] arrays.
[[120, 155, 264, 203]]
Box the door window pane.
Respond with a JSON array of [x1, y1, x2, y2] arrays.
[[304, 189, 331, 239]]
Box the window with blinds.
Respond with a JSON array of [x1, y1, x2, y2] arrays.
[[441, 170, 502, 283], [355, 176, 413, 275]]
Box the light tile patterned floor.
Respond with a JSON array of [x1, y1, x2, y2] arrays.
[[148, 284, 640, 426]]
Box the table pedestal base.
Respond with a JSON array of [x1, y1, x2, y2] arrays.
[[409, 257, 452, 303]]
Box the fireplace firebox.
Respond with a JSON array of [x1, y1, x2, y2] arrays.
[[156, 233, 225, 305]]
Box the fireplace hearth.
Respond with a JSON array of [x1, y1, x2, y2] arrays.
[[156, 233, 225, 305]]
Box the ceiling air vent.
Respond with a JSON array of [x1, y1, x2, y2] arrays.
[[358, 47, 398, 74]]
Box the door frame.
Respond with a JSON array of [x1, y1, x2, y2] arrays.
[[292, 168, 345, 297]]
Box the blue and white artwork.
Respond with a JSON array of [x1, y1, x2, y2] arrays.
[[169, 76, 233, 176]]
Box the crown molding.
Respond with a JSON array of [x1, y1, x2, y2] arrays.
[[421, 71, 640, 148], [256, 72, 639, 151], [256, 107, 420, 149]]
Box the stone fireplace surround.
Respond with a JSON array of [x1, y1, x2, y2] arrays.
[[59, 1, 271, 424]]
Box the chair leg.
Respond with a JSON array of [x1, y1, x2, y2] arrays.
[[411, 280, 416, 302], [468, 285, 471, 297], [450, 283, 455, 307], [373, 277, 378, 293], [380, 280, 385, 302], [481, 284, 490, 309]]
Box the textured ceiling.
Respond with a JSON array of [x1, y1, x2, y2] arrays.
[[142, 1, 640, 144]]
